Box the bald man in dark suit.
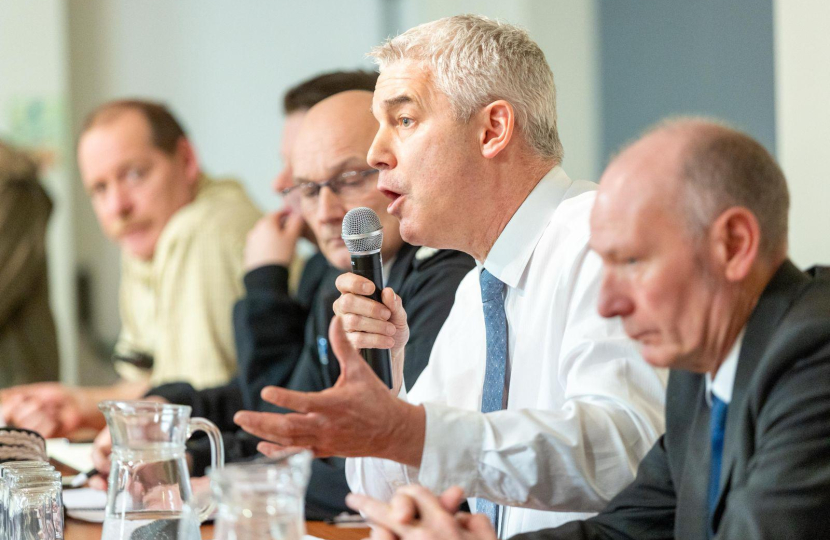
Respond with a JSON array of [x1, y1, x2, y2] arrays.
[[347, 119, 830, 540]]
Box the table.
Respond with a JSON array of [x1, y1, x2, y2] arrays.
[[53, 461, 370, 539], [64, 519, 370, 539]]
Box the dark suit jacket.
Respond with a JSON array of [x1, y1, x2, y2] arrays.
[[515, 261, 830, 540]]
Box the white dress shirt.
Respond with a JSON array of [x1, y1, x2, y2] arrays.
[[347, 167, 668, 537], [706, 329, 745, 405]]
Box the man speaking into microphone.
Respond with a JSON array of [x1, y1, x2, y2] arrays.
[[235, 15, 667, 536]]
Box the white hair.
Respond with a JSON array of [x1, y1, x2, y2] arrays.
[[369, 14, 564, 163]]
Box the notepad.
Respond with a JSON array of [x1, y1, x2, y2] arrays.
[[46, 438, 94, 473], [62, 487, 107, 522]]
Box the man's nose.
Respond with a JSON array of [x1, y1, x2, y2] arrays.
[[107, 183, 133, 217], [367, 128, 396, 171], [597, 272, 634, 319], [316, 185, 346, 224], [273, 165, 293, 194]]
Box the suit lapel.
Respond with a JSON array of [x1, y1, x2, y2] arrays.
[[674, 377, 713, 540], [711, 260, 810, 530], [386, 243, 415, 292]]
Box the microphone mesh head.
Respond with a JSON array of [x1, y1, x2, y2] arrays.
[[342, 207, 384, 253]]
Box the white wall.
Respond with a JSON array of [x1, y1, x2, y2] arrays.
[[2, 1, 601, 384], [0, 1, 80, 383], [774, 0, 830, 267], [66, 0, 388, 354], [396, 0, 601, 181]]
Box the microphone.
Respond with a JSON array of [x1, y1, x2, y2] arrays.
[[341, 207, 393, 388]]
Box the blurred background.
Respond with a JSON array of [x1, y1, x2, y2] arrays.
[[1, 0, 827, 386]]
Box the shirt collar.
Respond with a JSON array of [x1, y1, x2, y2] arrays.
[[482, 166, 574, 290], [705, 328, 745, 405]]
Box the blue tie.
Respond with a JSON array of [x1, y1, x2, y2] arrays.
[[707, 395, 728, 538], [476, 269, 508, 530]]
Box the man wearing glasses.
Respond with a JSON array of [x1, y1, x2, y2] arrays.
[[237, 88, 471, 425]]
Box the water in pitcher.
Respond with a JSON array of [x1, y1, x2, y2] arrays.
[[102, 443, 199, 540], [212, 495, 305, 540], [102, 510, 200, 540], [99, 400, 224, 540], [179, 452, 312, 540]]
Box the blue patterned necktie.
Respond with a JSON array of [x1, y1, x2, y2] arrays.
[[707, 395, 728, 539], [477, 269, 508, 531]]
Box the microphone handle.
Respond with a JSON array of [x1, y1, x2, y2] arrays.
[[350, 253, 394, 388]]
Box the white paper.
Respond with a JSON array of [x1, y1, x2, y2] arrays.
[[62, 487, 107, 522], [46, 438, 94, 473]]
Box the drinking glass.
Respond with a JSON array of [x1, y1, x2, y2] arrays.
[[7, 480, 62, 540], [0, 465, 57, 538]]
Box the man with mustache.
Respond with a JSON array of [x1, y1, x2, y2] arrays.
[[0, 99, 261, 437], [347, 119, 830, 540]]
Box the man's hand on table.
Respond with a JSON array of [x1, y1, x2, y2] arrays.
[[346, 485, 497, 540], [234, 317, 426, 467], [0, 382, 86, 438]]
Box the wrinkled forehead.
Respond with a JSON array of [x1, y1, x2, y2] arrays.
[[78, 114, 158, 179], [373, 60, 442, 112], [291, 123, 373, 180], [80, 109, 155, 153]]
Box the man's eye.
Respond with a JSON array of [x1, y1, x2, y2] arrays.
[[299, 184, 319, 198], [125, 167, 145, 182], [400, 117, 413, 128]]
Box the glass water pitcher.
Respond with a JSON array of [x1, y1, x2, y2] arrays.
[[181, 450, 312, 540], [99, 400, 224, 540]]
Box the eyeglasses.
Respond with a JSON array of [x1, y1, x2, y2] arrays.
[[281, 169, 379, 205]]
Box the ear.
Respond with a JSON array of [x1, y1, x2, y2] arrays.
[[175, 137, 201, 186], [709, 207, 761, 282], [478, 100, 515, 160]]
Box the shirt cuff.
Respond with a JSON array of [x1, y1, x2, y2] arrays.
[[417, 402, 484, 492], [144, 382, 197, 407], [243, 264, 290, 294]]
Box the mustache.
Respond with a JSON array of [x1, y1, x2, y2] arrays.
[[111, 218, 148, 237]]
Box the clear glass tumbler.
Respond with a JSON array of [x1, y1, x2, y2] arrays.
[[7, 479, 63, 540], [0, 465, 58, 538]]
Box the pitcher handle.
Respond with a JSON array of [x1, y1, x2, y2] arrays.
[[187, 416, 225, 522]]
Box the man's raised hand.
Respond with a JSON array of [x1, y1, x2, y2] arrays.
[[234, 316, 425, 466]]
